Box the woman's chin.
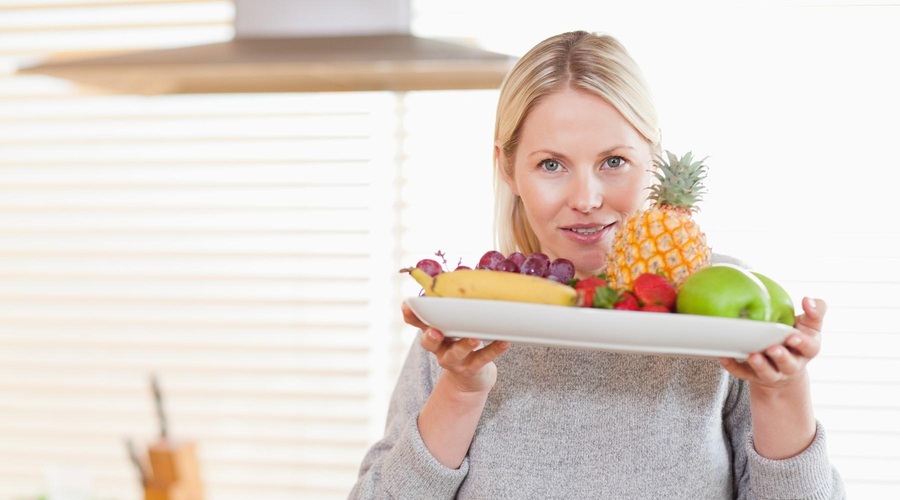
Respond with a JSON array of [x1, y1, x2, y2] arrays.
[[573, 258, 607, 279]]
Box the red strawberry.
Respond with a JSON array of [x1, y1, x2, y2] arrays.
[[633, 273, 677, 311], [640, 303, 671, 313], [574, 276, 609, 307], [575, 276, 608, 290], [613, 291, 640, 311]]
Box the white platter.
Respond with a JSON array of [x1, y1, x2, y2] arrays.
[[405, 296, 798, 360]]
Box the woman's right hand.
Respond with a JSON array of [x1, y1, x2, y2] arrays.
[[402, 301, 510, 394]]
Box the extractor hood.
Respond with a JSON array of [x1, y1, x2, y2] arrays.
[[17, 0, 516, 94]]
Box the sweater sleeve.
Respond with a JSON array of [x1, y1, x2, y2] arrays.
[[349, 332, 469, 499], [724, 377, 846, 499]]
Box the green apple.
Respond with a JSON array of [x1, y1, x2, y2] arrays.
[[752, 271, 796, 326], [676, 264, 772, 321]]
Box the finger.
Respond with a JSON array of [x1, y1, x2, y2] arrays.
[[463, 341, 511, 369], [746, 352, 781, 383], [401, 301, 428, 330], [419, 327, 446, 353], [719, 357, 757, 380], [440, 337, 483, 369], [765, 345, 803, 375], [784, 329, 822, 359], [795, 297, 826, 334]]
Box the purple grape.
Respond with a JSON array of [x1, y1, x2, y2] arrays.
[[549, 258, 575, 282], [476, 250, 505, 270], [508, 252, 527, 268], [495, 258, 519, 273], [520, 252, 550, 277], [455, 265, 471, 270], [547, 274, 566, 283], [416, 258, 443, 277]]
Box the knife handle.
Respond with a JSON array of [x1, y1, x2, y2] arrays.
[[151, 374, 168, 440]]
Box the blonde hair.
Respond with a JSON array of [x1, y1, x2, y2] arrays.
[[493, 31, 661, 255]]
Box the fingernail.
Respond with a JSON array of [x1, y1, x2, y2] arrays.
[[788, 336, 801, 346], [427, 329, 440, 340], [770, 347, 784, 358], [807, 297, 818, 310], [752, 356, 764, 365]]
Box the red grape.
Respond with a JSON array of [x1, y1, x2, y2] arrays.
[[476, 250, 505, 270], [496, 258, 519, 273], [520, 252, 550, 277], [508, 252, 527, 268], [549, 258, 575, 282], [416, 258, 443, 277]]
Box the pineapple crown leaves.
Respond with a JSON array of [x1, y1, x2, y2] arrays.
[[647, 150, 709, 212]]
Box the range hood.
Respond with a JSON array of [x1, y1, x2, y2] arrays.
[[17, 0, 516, 94]]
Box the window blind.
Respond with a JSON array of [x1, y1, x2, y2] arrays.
[[0, 91, 401, 499], [0, 2, 404, 499]]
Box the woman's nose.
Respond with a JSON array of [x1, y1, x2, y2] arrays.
[[568, 174, 603, 213]]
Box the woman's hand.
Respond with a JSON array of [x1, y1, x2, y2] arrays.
[[721, 297, 824, 459], [402, 301, 510, 394], [718, 297, 824, 390]]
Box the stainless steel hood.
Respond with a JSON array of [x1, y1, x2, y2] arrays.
[[16, 0, 516, 94]]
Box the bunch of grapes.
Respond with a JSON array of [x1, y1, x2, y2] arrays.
[[475, 250, 575, 284], [413, 250, 575, 284]]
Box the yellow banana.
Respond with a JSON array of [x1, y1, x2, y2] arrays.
[[402, 267, 438, 296], [430, 269, 577, 306]]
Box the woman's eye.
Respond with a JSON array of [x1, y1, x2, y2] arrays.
[[606, 156, 625, 169], [540, 159, 561, 172]]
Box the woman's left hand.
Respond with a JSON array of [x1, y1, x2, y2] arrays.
[[718, 297, 824, 389]]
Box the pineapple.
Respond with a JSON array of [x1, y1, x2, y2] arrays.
[[606, 151, 712, 291]]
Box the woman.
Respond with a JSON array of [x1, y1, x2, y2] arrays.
[[351, 31, 844, 499]]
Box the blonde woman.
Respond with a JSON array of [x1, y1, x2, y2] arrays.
[[351, 31, 844, 499]]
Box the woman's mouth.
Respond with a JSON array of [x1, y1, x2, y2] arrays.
[[562, 223, 614, 243], [568, 227, 604, 235]]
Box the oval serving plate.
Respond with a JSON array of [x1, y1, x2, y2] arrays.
[[405, 296, 797, 360]]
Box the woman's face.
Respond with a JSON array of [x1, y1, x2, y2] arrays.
[[501, 88, 655, 278]]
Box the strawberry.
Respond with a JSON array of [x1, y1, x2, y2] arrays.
[[632, 273, 677, 311], [575, 276, 608, 290], [640, 303, 671, 313], [613, 291, 640, 311], [574, 276, 609, 307]]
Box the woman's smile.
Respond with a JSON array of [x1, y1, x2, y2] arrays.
[[560, 222, 616, 244]]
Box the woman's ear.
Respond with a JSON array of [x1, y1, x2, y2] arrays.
[[495, 143, 518, 196]]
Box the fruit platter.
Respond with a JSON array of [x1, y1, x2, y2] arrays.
[[402, 248, 798, 360], [405, 297, 795, 360], [400, 152, 800, 360]]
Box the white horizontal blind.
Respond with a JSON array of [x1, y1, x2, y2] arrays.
[[0, 1, 405, 499], [409, 2, 900, 498], [0, 94, 399, 500]]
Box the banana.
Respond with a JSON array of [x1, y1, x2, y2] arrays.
[[429, 269, 577, 306], [402, 267, 438, 296]]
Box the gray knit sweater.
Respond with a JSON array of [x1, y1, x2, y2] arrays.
[[351, 262, 846, 499]]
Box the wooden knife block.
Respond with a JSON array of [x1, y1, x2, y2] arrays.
[[143, 440, 204, 500]]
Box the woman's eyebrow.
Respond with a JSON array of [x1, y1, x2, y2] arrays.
[[528, 149, 569, 160], [527, 145, 637, 160]]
